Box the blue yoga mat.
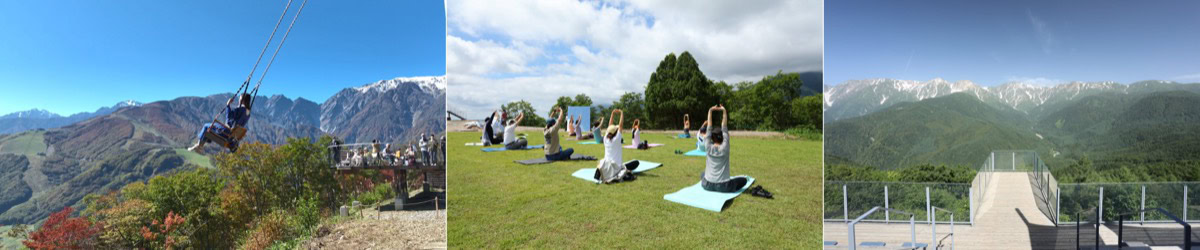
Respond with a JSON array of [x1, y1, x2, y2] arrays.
[[570, 160, 662, 183], [683, 149, 706, 157], [663, 176, 755, 212], [578, 141, 600, 145], [676, 133, 691, 139], [481, 145, 544, 152]]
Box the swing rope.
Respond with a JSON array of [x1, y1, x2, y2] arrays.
[[208, 0, 307, 127], [250, 0, 308, 105]]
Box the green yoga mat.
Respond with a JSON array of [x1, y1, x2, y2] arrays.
[[577, 141, 600, 145], [570, 160, 662, 183], [683, 149, 706, 156], [663, 176, 755, 212], [481, 145, 544, 152]]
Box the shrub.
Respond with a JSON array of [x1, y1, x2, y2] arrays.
[[240, 210, 291, 250], [23, 207, 101, 249]]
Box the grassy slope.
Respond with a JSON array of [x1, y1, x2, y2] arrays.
[[173, 148, 213, 169], [447, 131, 821, 248], [0, 225, 22, 249], [0, 131, 46, 156]]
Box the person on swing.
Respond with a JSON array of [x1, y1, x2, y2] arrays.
[[189, 93, 253, 154]]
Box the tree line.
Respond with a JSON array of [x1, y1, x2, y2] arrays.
[[498, 51, 822, 135]]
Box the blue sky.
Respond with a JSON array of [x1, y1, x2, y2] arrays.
[[826, 0, 1200, 86], [0, 0, 445, 115]]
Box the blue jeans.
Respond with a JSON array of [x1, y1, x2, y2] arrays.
[[545, 148, 575, 161], [197, 123, 231, 143]]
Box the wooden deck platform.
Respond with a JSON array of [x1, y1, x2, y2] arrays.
[[824, 172, 1115, 249]]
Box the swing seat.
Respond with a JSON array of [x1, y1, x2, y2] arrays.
[[203, 121, 248, 152]]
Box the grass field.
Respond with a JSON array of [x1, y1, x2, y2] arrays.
[[173, 148, 214, 169], [446, 131, 822, 248], [0, 225, 23, 249], [0, 131, 46, 156]]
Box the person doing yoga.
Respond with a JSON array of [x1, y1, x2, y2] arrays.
[[565, 115, 576, 137], [681, 114, 692, 138], [544, 106, 575, 161], [503, 112, 528, 150], [700, 105, 746, 192], [481, 110, 505, 145], [632, 119, 649, 150], [593, 109, 639, 183], [578, 117, 602, 140], [695, 120, 710, 152]]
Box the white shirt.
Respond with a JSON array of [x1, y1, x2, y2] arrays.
[[632, 128, 642, 145], [597, 130, 624, 182], [503, 123, 517, 145], [491, 114, 504, 136]]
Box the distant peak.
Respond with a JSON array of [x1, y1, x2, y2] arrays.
[[116, 99, 141, 107], [1, 108, 62, 119], [353, 76, 446, 94]]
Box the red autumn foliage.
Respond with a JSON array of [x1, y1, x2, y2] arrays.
[[22, 206, 102, 250], [142, 211, 186, 249]]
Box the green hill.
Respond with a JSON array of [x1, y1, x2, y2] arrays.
[[825, 93, 1053, 169], [827, 90, 1200, 180]]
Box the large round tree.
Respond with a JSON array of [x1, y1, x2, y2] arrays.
[[644, 51, 717, 129]]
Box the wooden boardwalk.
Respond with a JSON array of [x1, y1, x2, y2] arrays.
[[824, 172, 1115, 249]]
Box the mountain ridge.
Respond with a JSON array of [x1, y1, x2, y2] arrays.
[[824, 78, 1200, 121]]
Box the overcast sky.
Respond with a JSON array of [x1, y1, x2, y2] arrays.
[[446, 0, 823, 119]]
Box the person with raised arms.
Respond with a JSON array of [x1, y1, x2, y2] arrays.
[[544, 106, 575, 161], [700, 105, 747, 192], [594, 109, 639, 183], [565, 115, 576, 137], [632, 119, 649, 150], [481, 110, 505, 146], [681, 114, 692, 138], [502, 111, 528, 150]]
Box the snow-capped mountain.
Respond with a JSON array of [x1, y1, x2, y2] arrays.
[[322, 76, 446, 143], [353, 76, 446, 95], [824, 78, 1200, 121], [0, 109, 60, 119], [0, 100, 143, 134]]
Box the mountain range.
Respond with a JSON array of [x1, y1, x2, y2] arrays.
[[824, 78, 1200, 121], [0, 100, 143, 134], [0, 76, 446, 225], [824, 79, 1200, 169]]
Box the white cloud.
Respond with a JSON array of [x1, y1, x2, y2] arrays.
[[1172, 72, 1200, 82], [447, 0, 823, 118], [1026, 9, 1057, 54]]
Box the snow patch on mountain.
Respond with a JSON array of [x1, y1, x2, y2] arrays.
[[0, 109, 61, 119], [354, 76, 446, 94]]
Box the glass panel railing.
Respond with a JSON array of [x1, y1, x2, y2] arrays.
[[846, 182, 889, 221], [1097, 183, 1140, 222], [1143, 183, 1186, 222], [988, 150, 1038, 172], [1058, 184, 1101, 223], [825, 182, 845, 221], [1056, 182, 1200, 223], [1188, 183, 1200, 222], [824, 181, 971, 223], [929, 183, 971, 223]]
